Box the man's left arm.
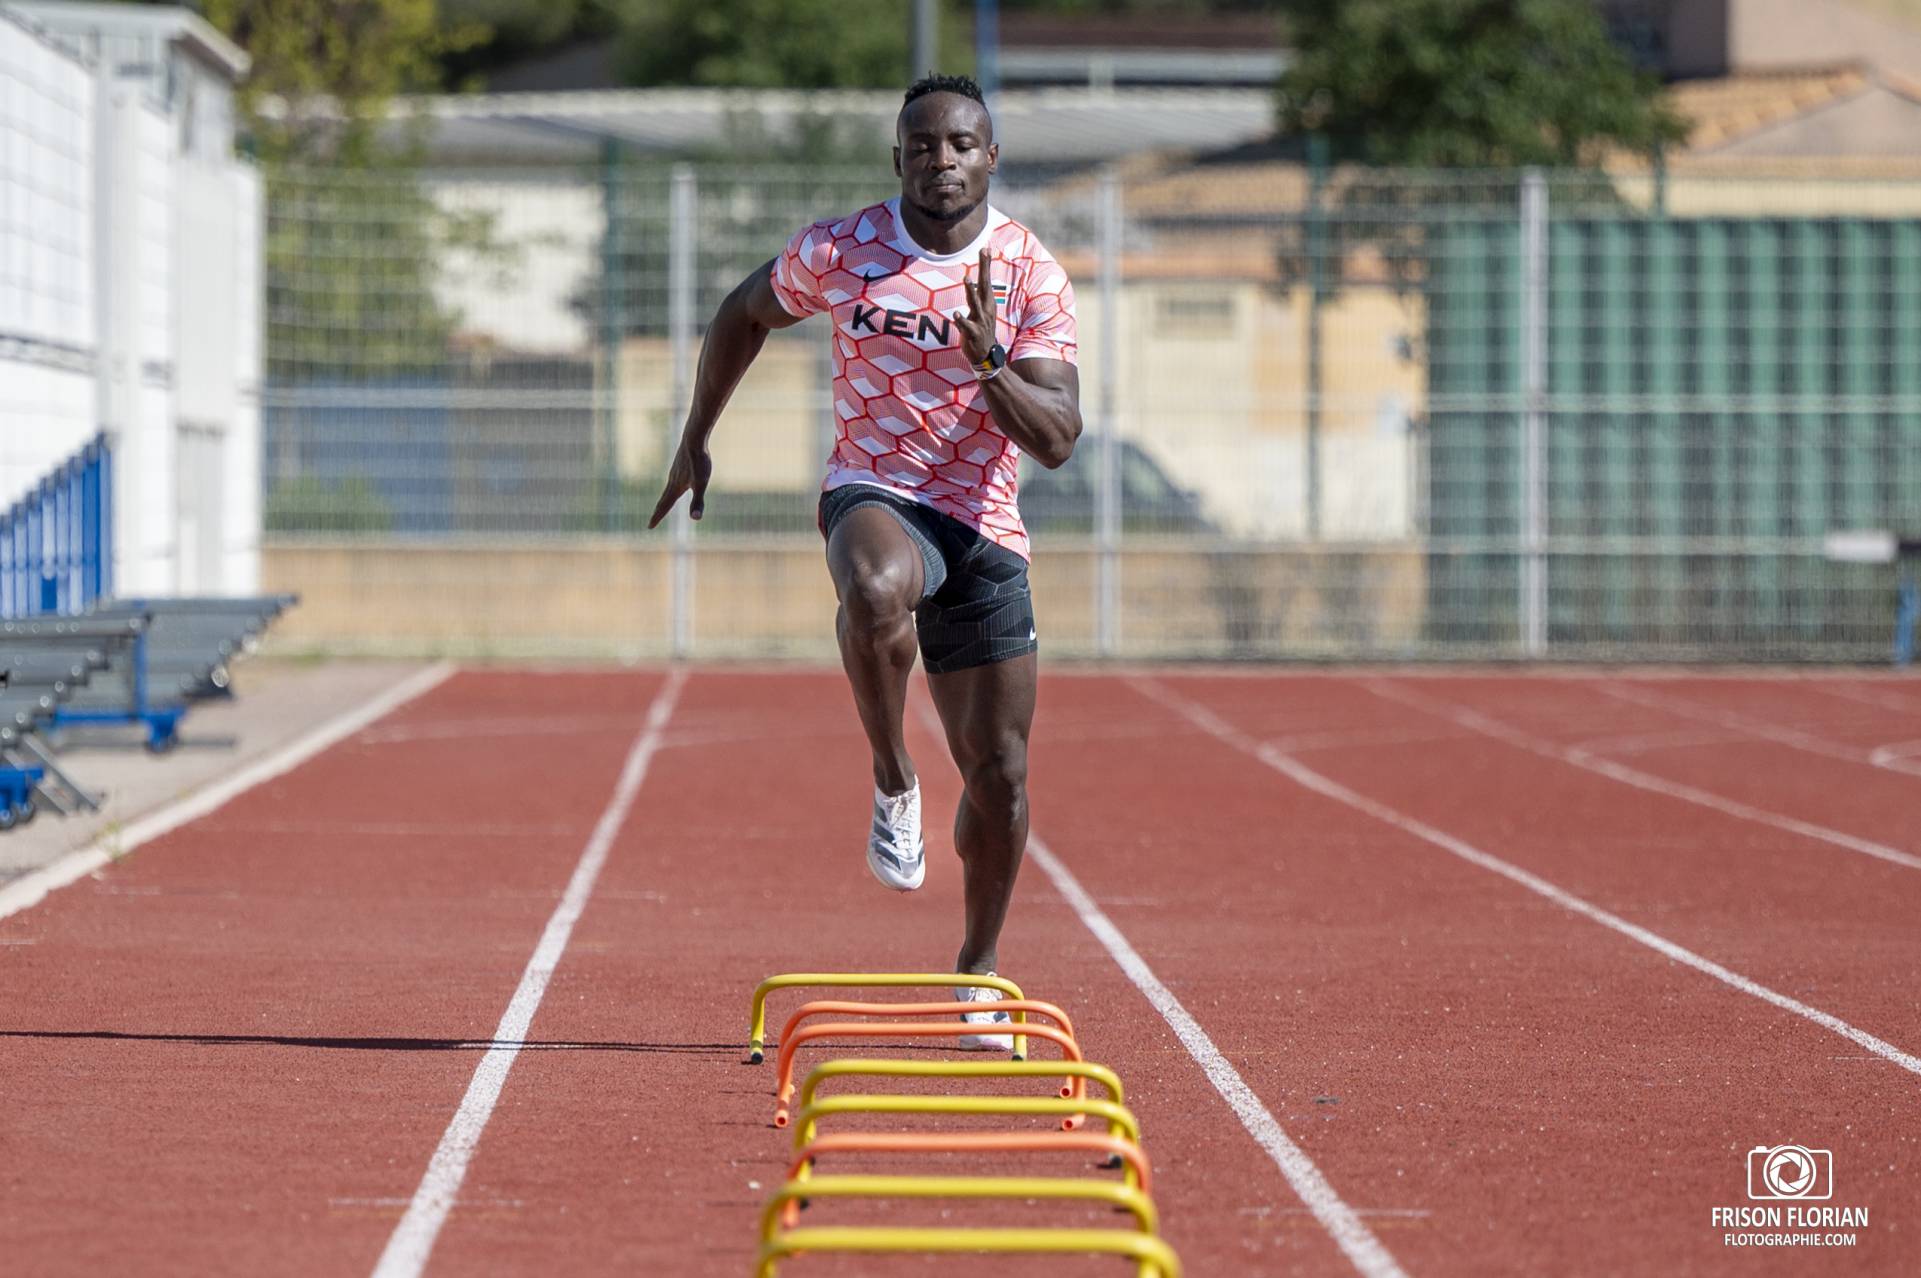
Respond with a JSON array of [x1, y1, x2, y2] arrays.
[[979, 358, 1081, 469]]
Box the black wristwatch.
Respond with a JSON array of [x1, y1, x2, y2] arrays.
[[974, 342, 1008, 376]]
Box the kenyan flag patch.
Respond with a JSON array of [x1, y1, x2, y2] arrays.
[[990, 279, 1009, 304]]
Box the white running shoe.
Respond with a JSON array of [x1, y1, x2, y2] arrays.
[[954, 977, 1015, 1052], [866, 782, 926, 892]]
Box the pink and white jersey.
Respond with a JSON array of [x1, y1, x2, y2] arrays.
[[771, 197, 1077, 561]]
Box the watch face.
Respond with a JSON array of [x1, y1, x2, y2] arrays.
[[989, 343, 1008, 368]]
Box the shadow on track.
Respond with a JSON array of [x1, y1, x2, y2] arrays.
[[0, 1029, 739, 1053]]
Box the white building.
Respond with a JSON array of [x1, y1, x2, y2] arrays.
[[0, 1, 261, 596]]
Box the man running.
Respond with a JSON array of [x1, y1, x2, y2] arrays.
[[648, 74, 1080, 1049]]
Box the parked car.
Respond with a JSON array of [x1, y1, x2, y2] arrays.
[[1017, 439, 1215, 535]]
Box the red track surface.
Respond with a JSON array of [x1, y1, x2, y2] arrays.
[[2, 668, 1917, 1275]]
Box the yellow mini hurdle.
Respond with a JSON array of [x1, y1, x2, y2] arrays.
[[744, 970, 1182, 1275], [746, 972, 1027, 1063], [780, 1131, 1153, 1229], [758, 1172, 1158, 1240], [790, 1093, 1143, 1148], [753, 1225, 1183, 1277], [797, 1057, 1125, 1110], [778, 1134, 1154, 1228], [772, 999, 1091, 1114]]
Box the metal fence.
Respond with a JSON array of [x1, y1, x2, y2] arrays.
[[260, 160, 1921, 660], [0, 433, 111, 619]]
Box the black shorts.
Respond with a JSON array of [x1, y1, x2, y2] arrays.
[[818, 484, 1038, 675]]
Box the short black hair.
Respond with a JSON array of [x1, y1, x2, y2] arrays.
[[903, 74, 986, 111]]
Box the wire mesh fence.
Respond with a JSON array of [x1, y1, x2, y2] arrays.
[[258, 159, 1921, 660]]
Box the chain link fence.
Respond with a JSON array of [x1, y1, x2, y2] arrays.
[[259, 159, 1921, 660]]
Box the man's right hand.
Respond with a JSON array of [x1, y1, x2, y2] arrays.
[[648, 440, 712, 528]]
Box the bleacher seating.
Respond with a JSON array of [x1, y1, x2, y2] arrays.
[[1, 436, 298, 830]]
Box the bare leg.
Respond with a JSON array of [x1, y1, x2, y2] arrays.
[[926, 653, 1037, 974], [826, 507, 926, 793]]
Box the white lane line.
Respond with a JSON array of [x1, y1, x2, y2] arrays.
[[1814, 681, 1921, 716], [370, 668, 687, 1278], [357, 714, 641, 745], [1559, 726, 1752, 759], [1132, 677, 1921, 1081], [906, 696, 1407, 1278], [0, 662, 457, 923], [1360, 678, 1921, 874], [1597, 681, 1921, 779], [1024, 832, 1409, 1278], [1870, 739, 1921, 772]]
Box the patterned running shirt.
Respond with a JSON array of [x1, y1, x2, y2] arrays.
[[771, 196, 1078, 561]]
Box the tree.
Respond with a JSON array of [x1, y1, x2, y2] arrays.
[[183, 2, 511, 381], [199, 0, 478, 166], [610, 0, 974, 88], [1276, 0, 1685, 168]]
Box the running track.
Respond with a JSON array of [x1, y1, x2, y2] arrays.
[[2, 668, 1916, 1275]]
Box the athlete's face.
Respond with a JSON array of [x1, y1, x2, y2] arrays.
[[894, 93, 997, 224]]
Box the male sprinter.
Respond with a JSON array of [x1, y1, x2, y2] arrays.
[[648, 74, 1080, 1048]]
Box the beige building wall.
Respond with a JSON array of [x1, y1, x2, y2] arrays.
[[1660, 0, 1921, 77], [1078, 273, 1423, 540], [1727, 0, 1921, 74], [614, 333, 829, 490]]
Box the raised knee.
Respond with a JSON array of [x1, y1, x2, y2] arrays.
[[842, 560, 916, 628]]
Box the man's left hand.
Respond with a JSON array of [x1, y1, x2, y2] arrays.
[[952, 246, 998, 367]]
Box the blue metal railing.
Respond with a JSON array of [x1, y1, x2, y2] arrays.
[[0, 434, 111, 619]]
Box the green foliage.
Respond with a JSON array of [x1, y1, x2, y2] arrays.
[[185, 3, 516, 380], [263, 476, 396, 534], [610, 0, 974, 88], [440, 0, 590, 54], [1276, 0, 1686, 167], [200, 0, 479, 166]]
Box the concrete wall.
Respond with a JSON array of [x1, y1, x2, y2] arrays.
[[260, 538, 1430, 659]]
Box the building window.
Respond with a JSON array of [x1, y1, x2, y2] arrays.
[[1153, 291, 1235, 340]]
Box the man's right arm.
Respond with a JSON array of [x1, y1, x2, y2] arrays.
[[648, 259, 805, 527]]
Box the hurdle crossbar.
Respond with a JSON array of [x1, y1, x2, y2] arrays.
[[753, 1225, 1182, 1277], [782, 1131, 1152, 1227], [790, 1093, 1142, 1148], [774, 1015, 1082, 1126], [759, 1172, 1158, 1241], [798, 1057, 1123, 1113]]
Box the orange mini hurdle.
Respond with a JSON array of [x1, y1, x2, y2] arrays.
[[777, 997, 1076, 1064], [772, 1000, 1082, 1122], [773, 1022, 1086, 1127]]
